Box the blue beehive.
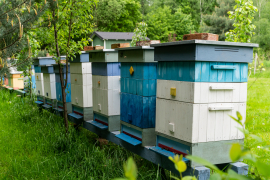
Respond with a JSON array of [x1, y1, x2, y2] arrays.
[[53, 64, 72, 116], [88, 49, 121, 132], [115, 46, 157, 147], [150, 40, 259, 166]]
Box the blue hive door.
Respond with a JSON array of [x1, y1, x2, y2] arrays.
[[120, 93, 156, 128]]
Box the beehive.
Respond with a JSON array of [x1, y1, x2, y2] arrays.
[[115, 46, 157, 146], [41, 65, 57, 109], [150, 40, 258, 166], [88, 49, 121, 132], [8, 67, 24, 90], [53, 64, 72, 115], [33, 56, 63, 106], [68, 52, 93, 122]]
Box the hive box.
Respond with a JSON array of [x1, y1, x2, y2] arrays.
[[88, 49, 121, 132], [152, 40, 258, 63], [41, 66, 57, 110], [150, 40, 258, 166], [53, 64, 72, 115], [9, 66, 24, 89], [115, 46, 157, 146], [68, 52, 93, 122]]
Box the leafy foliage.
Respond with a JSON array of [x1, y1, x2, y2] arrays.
[[131, 22, 148, 46], [202, 0, 235, 41], [225, 0, 258, 43], [93, 0, 141, 32], [0, 0, 47, 76], [145, 6, 195, 42]]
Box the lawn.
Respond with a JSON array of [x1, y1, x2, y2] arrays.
[[0, 92, 159, 179], [0, 66, 270, 179]]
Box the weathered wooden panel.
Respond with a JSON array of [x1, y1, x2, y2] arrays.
[[121, 63, 157, 79], [92, 62, 121, 76], [92, 112, 120, 132], [157, 80, 247, 103], [156, 98, 246, 143], [70, 73, 92, 86], [34, 65, 42, 73], [36, 80, 44, 96], [53, 65, 70, 73], [93, 88, 120, 116], [71, 84, 93, 107], [120, 93, 156, 128], [56, 82, 71, 102], [12, 77, 24, 89], [156, 132, 244, 167], [117, 121, 156, 146], [55, 73, 71, 83], [44, 81, 56, 99], [69, 105, 93, 121], [72, 52, 89, 63], [35, 73, 43, 81], [157, 62, 248, 82], [116, 46, 155, 62], [111, 43, 130, 49], [89, 51, 118, 63], [92, 75, 120, 90], [121, 78, 156, 96], [151, 40, 258, 63], [43, 73, 55, 83], [70, 62, 92, 74], [41, 66, 54, 74]]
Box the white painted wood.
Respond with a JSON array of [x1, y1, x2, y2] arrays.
[[43, 73, 55, 83], [44, 81, 56, 99], [92, 75, 120, 90], [92, 88, 120, 116], [35, 73, 43, 81], [36, 80, 44, 96], [157, 80, 247, 103], [155, 98, 246, 143], [70, 62, 92, 74], [71, 84, 93, 107], [70, 73, 92, 86]]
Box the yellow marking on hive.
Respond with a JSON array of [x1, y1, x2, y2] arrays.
[[37, 76, 38, 80], [129, 66, 134, 75], [98, 81, 100, 85], [170, 87, 176, 96]]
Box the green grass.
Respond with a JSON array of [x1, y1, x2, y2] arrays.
[[0, 91, 160, 179], [1, 66, 270, 179], [246, 70, 270, 164]]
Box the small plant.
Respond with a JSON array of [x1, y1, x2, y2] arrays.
[[225, 0, 258, 43], [131, 22, 148, 46], [113, 157, 138, 180]]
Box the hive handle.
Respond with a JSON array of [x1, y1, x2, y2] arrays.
[[209, 106, 234, 111], [211, 65, 236, 70], [209, 86, 234, 90]]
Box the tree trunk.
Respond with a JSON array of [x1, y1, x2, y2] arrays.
[[53, 10, 69, 133], [29, 66, 31, 97], [58, 62, 68, 131]]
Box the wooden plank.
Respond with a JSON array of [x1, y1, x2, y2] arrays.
[[111, 43, 130, 49], [94, 46, 104, 50], [84, 46, 94, 51]]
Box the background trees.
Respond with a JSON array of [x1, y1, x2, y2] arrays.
[[0, 0, 47, 76]]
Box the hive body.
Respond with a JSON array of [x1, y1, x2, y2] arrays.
[[89, 49, 121, 132], [68, 52, 93, 122], [115, 46, 157, 146], [151, 40, 258, 166]]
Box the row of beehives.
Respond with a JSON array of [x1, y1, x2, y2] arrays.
[[31, 40, 258, 166]]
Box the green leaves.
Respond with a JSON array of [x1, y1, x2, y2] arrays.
[[113, 157, 137, 180], [225, 0, 258, 43], [186, 155, 220, 172], [230, 143, 242, 162], [131, 22, 148, 46]]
